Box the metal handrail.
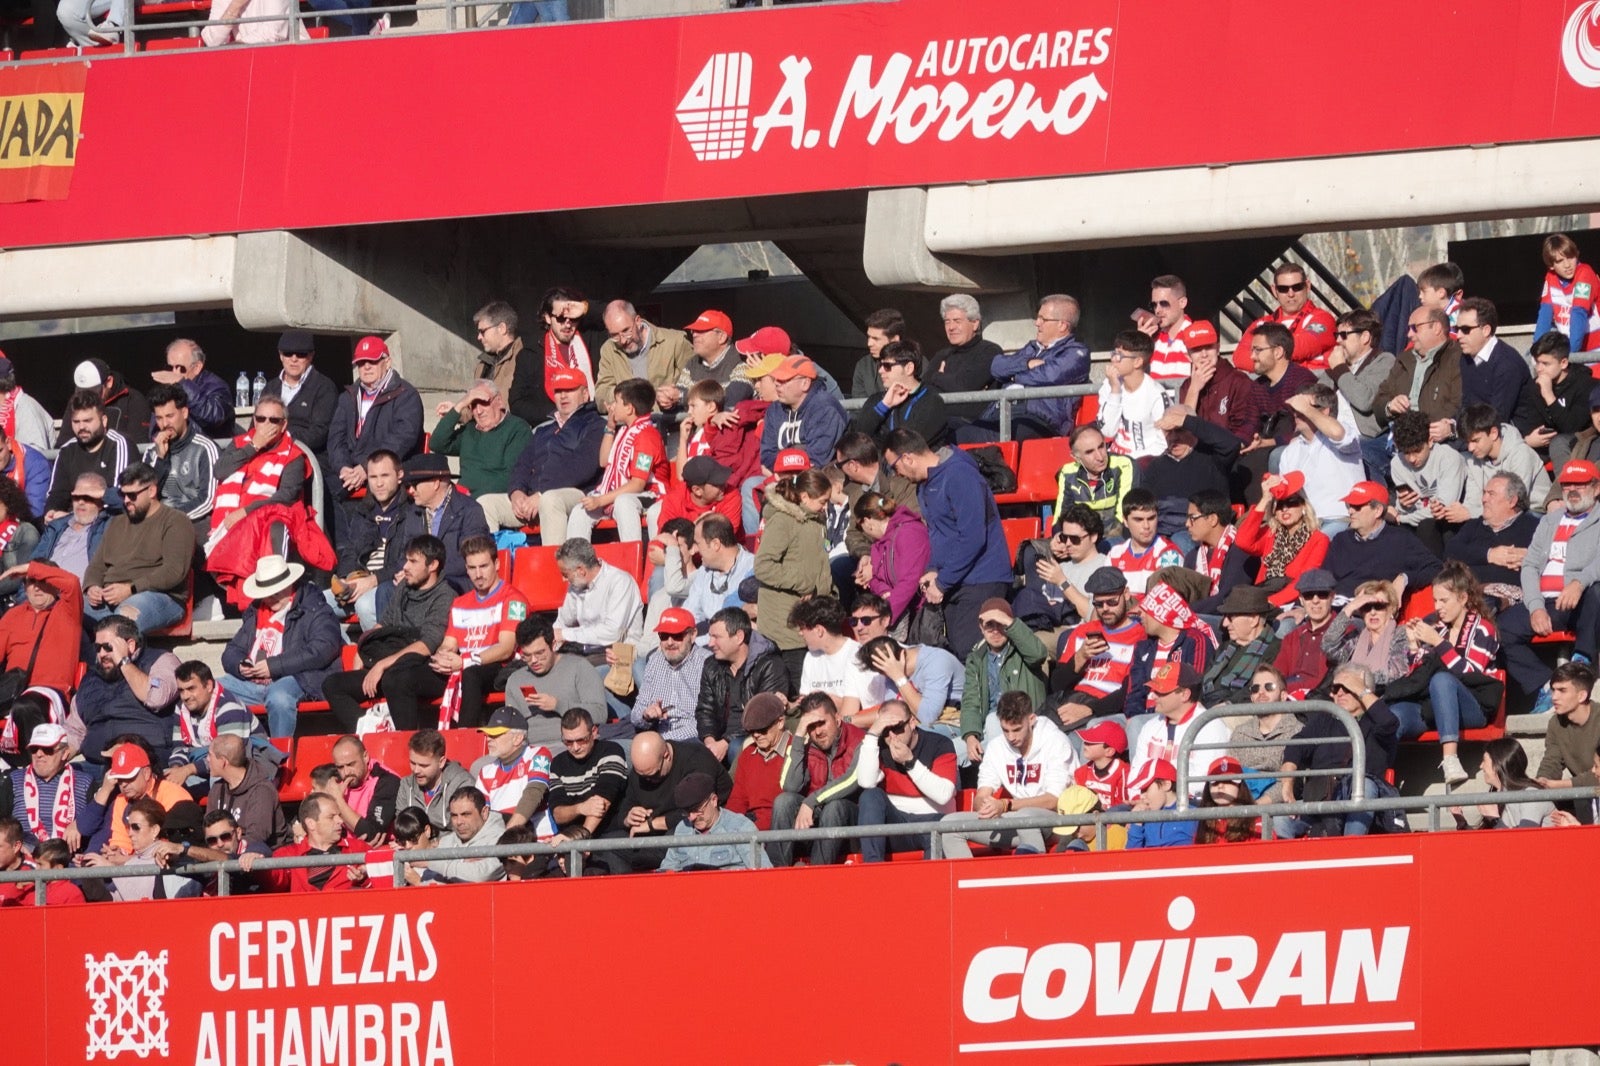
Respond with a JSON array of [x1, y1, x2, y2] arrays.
[[1175, 700, 1363, 814]]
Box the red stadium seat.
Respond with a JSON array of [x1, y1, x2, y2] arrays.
[[958, 440, 1019, 477], [280, 735, 340, 802], [143, 36, 200, 50], [1001, 516, 1042, 561], [995, 436, 1074, 510], [1399, 585, 1434, 622], [594, 541, 646, 599], [361, 730, 417, 775], [1412, 673, 1508, 744], [442, 728, 487, 768], [510, 545, 567, 612], [1075, 393, 1100, 427]]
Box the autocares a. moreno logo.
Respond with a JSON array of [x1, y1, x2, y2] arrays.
[[1563, 1, 1600, 87], [675, 29, 1114, 162]]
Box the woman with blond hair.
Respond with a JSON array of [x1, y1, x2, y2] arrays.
[[1322, 579, 1409, 687], [1234, 471, 1329, 608]]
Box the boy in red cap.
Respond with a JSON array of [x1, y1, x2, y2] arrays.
[[1073, 719, 1129, 809], [1125, 758, 1197, 848]]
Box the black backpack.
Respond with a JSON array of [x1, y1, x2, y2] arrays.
[[967, 446, 1017, 495]]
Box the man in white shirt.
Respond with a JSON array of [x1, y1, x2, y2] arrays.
[[792, 596, 880, 727], [552, 539, 644, 654], [1278, 382, 1364, 535], [1131, 662, 1231, 800], [940, 691, 1078, 858], [1099, 330, 1171, 461]]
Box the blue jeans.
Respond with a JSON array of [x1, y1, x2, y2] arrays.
[[85, 591, 185, 635], [507, 0, 565, 24], [856, 786, 945, 862], [304, 0, 371, 34], [219, 675, 306, 739], [739, 474, 766, 537], [1388, 671, 1488, 744], [1359, 433, 1392, 484]]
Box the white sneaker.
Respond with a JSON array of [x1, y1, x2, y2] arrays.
[[1440, 755, 1469, 787], [369, 13, 389, 34]]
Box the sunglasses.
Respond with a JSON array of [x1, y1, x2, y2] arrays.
[[353, 358, 385, 367], [1249, 682, 1281, 694], [1360, 602, 1390, 614], [1276, 495, 1306, 508], [658, 630, 693, 642], [253, 415, 287, 425], [883, 721, 910, 735], [70, 493, 104, 504], [1055, 532, 1089, 545], [1328, 683, 1355, 697], [204, 831, 235, 846], [1149, 299, 1175, 309], [1091, 597, 1123, 609], [1335, 330, 1360, 339], [850, 614, 883, 627], [29, 744, 63, 754], [95, 642, 117, 653], [1300, 590, 1333, 601], [1274, 281, 1309, 294], [124, 819, 150, 831], [166, 363, 189, 372], [549, 313, 582, 325]]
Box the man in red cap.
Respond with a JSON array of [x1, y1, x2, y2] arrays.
[[1500, 459, 1600, 711], [1130, 663, 1229, 801], [628, 607, 711, 743], [507, 367, 607, 545], [672, 310, 753, 409], [327, 335, 424, 542], [759, 355, 848, 472], [1322, 480, 1441, 597], [1232, 263, 1338, 373], [1178, 320, 1265, 446], [84, 741, 190, 855]]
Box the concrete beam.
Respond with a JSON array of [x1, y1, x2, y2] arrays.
[[0, 237, 235, 320], [862, 187, 1025, 292], [922, 140, 1600, 255]]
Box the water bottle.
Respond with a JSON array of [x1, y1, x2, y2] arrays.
[[252, 371, 268, 405], [235, 371, 251, 409]]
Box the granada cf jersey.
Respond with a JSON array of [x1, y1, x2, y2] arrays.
[[1542, 265, 1599, 350], [598, 417, 668, 498], [476, 744, 557, 837], [446, 583, 528, 661], [1149, 317, 1193, 381], [1108, 535, 1185, 593]]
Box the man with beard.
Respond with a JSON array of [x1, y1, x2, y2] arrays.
[[1051, 567, 1142, 724], [596, 299, 693, 410], [321, 735, 401, 845], [43, 391, 128, 520], [145, 383, 219, 541], [510, 287, 601, 427], [83, 464, 195, 634], [628, 608, 711, 742], [327, 336, 425, 542], [152, 338, 234, 439], [332, 450, 409, 631]]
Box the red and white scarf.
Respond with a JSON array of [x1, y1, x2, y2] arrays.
[[0, 386, 24, 441], [23, 763, 77, 842], [211, 431, 300, 532], [436, 651, 481, 730], [0, 686, 65, 755], [176, 684, 224, 748], [1195, 525, 1237, 595], [542, 331, 595, 401], [0, 516, 19, 553]]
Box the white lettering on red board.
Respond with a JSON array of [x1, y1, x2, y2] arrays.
[[962, 896, 1410, 1025]]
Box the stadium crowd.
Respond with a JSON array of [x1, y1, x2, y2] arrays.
[[2, 235, 1600, 900]]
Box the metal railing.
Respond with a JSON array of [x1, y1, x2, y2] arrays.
[[840, 382, 1117, 441], [1174, 699, 1364, 816]]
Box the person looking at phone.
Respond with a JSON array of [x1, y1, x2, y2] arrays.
[[503, 615, 607, 751], [628, 608, 710, 743], [1389, 409, 1465, 556], [1051, 567, 1141, 725]]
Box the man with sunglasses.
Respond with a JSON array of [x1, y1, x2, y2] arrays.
[[211, 396, 308, 541], [1274, 569, 1339, 698], [1323, 481, 1441, 598], [1233, 263, 1337, 373], [1053, 567, 1142, 725], [1140, 274, 1194, 381], [83, 464, 194, 634], [164, 810, 272, 895], [153, 338, 233, 439], [509, 287, 600, 428], [2, 724, 91, 851], [629, 608, 710, 743], [1326, 308, 1397, 481], [855, 698, 958, 862], [261, 330, 338, 465], [328, 336, 425, 539]]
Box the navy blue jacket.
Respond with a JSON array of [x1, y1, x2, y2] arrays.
[[1461, 338, 1530, 424], [328, 374, 425, 478], [381, 488, 492, 593], [981, 334, 1091, 433], [760, 385, 850, 470], [508, 407, 607, 495], [221, 583, 343, 699], [32, 511, 109, 568], [184, 369, 236, 439], [919, 447, 1013, 592], [1324, 522, 1442, 597]]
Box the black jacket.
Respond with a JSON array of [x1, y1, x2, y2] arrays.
[[381, 489, 492, 594], [1513, 362, 1595, 439], [335, 491, 408, 575], [328, 374, 424, 478], [694, 635, 792, 744], [263, 366, 340, 457], [56, 377, 151, 448], [508, 328, 604, 428], [851, 384, 948, 447]]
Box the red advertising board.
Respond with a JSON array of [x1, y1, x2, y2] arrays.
[[8, 830, 1600, 1064], [0, 0, 1596, 249]]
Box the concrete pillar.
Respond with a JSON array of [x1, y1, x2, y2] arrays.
[[1532, 1049, 1600, 1066]]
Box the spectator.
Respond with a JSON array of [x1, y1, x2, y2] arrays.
[[0, 354, 57, 459], [1514, 333, 1594, 470], [503, 615, 608, 750], [759, 355, 849, 471], [2, 723, 90, 850], [322, 735, 401, 844], [1446, 472, 1539, 611], [850, 308, 908, 400], [323, 534, 455, 732], [1098, 330, 1169, 460], [658, 513, 753, 630], [1442, 403, 1552, 522], [416, 536, 528, 729], [768, 693, 864, 867], [1321, 580, 1409, 690], [1279, 383, 1364, 533], [0, 424, 49, 520], [553, 538, 645, 654], [505, 368, 606, 545], [544, 708, 629, 856], [1052, 424, 1135, 538], [261, 330, 338, 468], [725, 693, 806, 831], [174, 809, 271, 896], [382, 454, 492, 597], [1178, 320, 1264, 446], [653, 456, 742, 540], [1050, 566, 1140, 724], [258, 794, 369, 893], [1277, 663, 1399, 837], [695, 607, 790, 766], [1191, 758, 1262, 844], [1326, 308, 1398, 480], [1072, 718, 1129, 809], [472, 301, 530, 402], [44, 390, 128, 520], [853, 340, 948, 447], [1535, 661, 1600, 818], [1146, 405, 1242, 542], [792, 595, 880, 726], [1387, 562, 1503, 785], [856, 634, 962, 731], [1390, 409, 1466, 556], [1375, 308, 1463, 441], [332, 450, 408, 630], [941, 690, 1076, 859], [81, 798, 199, 901], [1468, 738, 1558, 829], [629, 608, 710, 743], [199, 0, 292, 46], [1126, 583, 1216, 716], [1417, 261, 1467, 330], [394, 729, 475, 835], [1106, 488, 1184, 593], [0, 814, 39, 904], [851, 490, 930, 633], [1229, 666, 1301, 803], [1273, 569, 1338, 698], [1457, 297, 1529, 424], [1323, 482, 1441, 597], [563, 378, 667, 545], [166, 663, 267, 789], [1124, 760, 1197, 849], [1131, 663, 1231, 798], [74, 619, 181, 770], [508, 287, 600, 427], [1534, 232, 1598, 353], [675, 378, 760, 494], [32, 472, 108, 585], [595, 300, 693, 411], [610, 732, 732, 871], [327, 336, 425, 542], [0, 560, 79, 696], [884, 429, 1013, 655], [855, 698, 957, 861], [1233, 262, 1338, 372], [473, 706, 555, 834], [207, 395, 312, 589], [674, 310, 752, 409], [957, 598, 1050, 766], [959, 294, 1090, 443], [206, 734, 285, 848], [145, 383, 218, 540], [428, 380, 533, 530], [1202, 585, 1284, 708], [927, 294, 1001, 413], [1247, 321, 1319, 449], [657, 770, 771, 873], [1503, 460, 1600, 711], [837, 430, 921, 561], [753, 468, 834, 675], [1234, 472, 1330, 608], [1142, 274, 1194, 381], [1183, 489, 1259, 614], [82, 741, 188, 853], [153, 339, 233, 439], [420, 787, 507, 884], [219, 554, 341, 738]]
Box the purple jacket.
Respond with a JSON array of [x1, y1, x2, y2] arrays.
[[868, 507, 931, 622]]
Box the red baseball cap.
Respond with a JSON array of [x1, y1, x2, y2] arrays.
[[107, 743, 150, 780], [1147, 662, 1201, 696], [734, 325, 792, 358], [654, 607, 697, 635], [1147, 759, 1178, 784], [1208, 756, 1246, 779], [774, 448, 811, 474], [351, 336, 389, 364], [684, 310, 732, 336], [1342, 481, 1390, 507], [1268, 470, 1306, 502], [549, 368, 587, 392], [1078, 719, 1128, 754], [1178, 320, 1219, 349], [770, 355, 817, 383], [1558, 460, 1600, 484]]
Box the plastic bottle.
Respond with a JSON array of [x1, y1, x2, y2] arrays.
[[235, 371, 251, 409], [252, 371, 268, 405]]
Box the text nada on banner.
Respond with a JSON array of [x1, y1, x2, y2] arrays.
[[0, 62, 86, 203]]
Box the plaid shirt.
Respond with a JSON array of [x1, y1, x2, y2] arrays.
[[631, 644, 712, 742]]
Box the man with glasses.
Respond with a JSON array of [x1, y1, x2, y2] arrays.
[[1248, 321, 1319, 449], [43, 390, 129, 521], [1233, 263, 1337, 373], [1457, 297, 1529, 425], [1099, 330, 1170, 461], [1052, 425, 1134, 540], [328, 335, 425, 541], [628, 608, 710, 743], [1202, 585, 1283, 708], [261, 331, 338, 468], [471, 301, 529, 402], [1326, 308, 1398, 481], [1053, 567, 1141, 725], [1013, 503, 1107, 633], [658, 770, 771, 872], [428, 379, 533, 531], [1277, 663, 1399, 838], [852, 339, 948, 446], [1140, 274, 1194, 381], [509, 287, 599, 428], [2, 724, 90, 851], [211, 396, 308, 537], [173, 810, 272, 895], [595, 299, 693, 412], [83, 464, 194, 634], [145, 383, 219, 543], [673, 309, 752, 408], [1323, 481, 1441, 598], [1274, 569, 1339, 698], [152, 338, 233, 439], [695, 606, 790, 767], [505, 616, 607, 749], [956, 294, 1089, 443], [1375, 308, 1463, 444]]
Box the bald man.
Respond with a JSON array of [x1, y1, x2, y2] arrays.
[[321, 736, 401, 845], [595, 300, 693, 411], [606, 733, 732, 871], [207, 734, 287, 847]]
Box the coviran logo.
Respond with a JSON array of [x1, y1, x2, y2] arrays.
[[0, 92, 79, 169], [676, 29, 1113, 162], [962, 896, 1410, 1028]]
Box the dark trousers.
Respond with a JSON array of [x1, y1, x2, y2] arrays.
[[322, 656, 508, 731], [943, 581, 1010, 657], [1496, 588, 1600, 696], [767, 792, 858, 867], [856, 786, 943, 862]]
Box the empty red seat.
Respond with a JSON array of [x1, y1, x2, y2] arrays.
[[280, 735, 340, 802], [995, 436, 1075, 509], [442, 729, 487, 768]]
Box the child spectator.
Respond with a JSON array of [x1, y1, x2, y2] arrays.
[[1534, 233, 1598, 354], [1124, 759, 1196, 849], [1073, 719, 1129, 810], [565, 378, 666, 544], [676, 379, 760, 490]]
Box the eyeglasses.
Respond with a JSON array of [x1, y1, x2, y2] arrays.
[[1249, 682, 1281, 694], [166, 363, 189, 372], [1334, 330, 1359, 339], [253, 415, 287, 425], [1034, 315, 1064, 323], [475, 324, 496, 335], [1250, 345, 1274, 354], [204, 830, 235, 846], [850, 614, 883, 627], [1091, 597, 1123, 609], [549, 313, 582, 325], [70, 494, 104, 504], [1274, 281, 1309, 294], [1184, 512, 1204, 523]]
